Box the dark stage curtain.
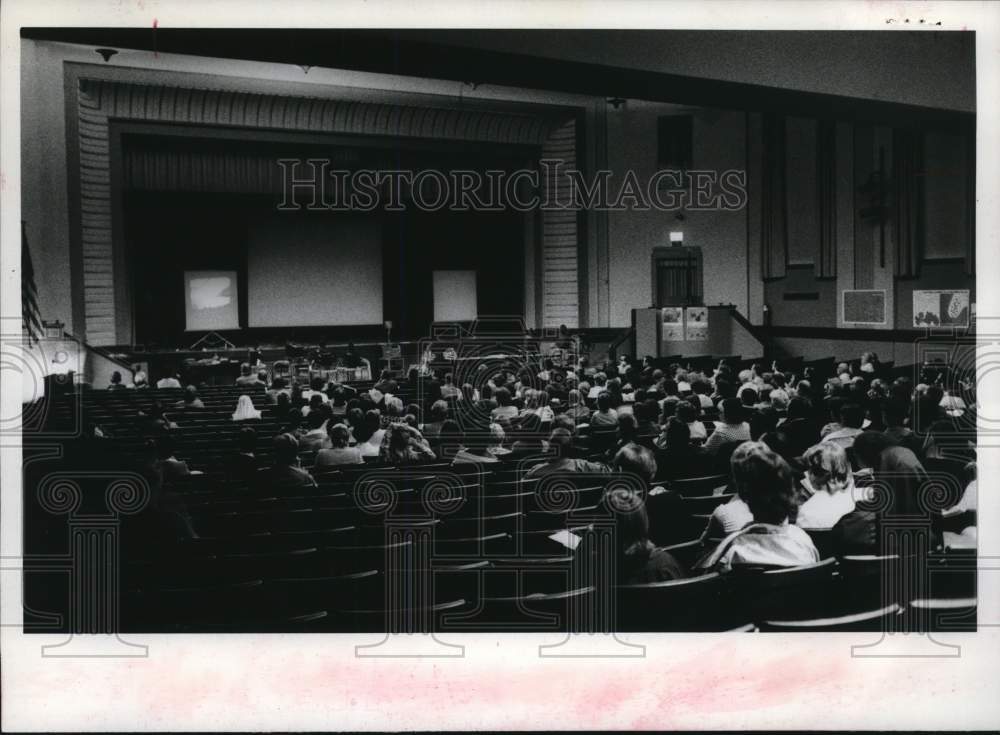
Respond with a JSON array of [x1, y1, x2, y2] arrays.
[[893, 128, 925, 279], [816, 120, 838, 279], [761, 114, 788, 280]]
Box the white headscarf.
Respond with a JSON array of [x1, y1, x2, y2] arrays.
[[232, 394, 262, 421]]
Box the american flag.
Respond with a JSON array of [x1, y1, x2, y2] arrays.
[[22, 222, 43, 344]]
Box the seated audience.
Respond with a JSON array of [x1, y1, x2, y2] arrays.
[[226, 427, 259, 484], [677, 399, 707, 442], [174, 385, 205, 411], [373, 369, 399, 395], [488, 422, 512, 457], [131, 370, 149, 389], [140, 400, 178, 433], [831, 431, 935, 555], [820, 397, 846, 438], [590, 391, 619, 427], [525, 428, 611, 477], [380, 423, 436, 464], [355, 409, 387, 457], [235, 363, 262, 387], [859, 351, 880, 375], [697, 442, 820, 572], [298, 408, 332, 452], [315, 423, 364, 468], [421, 400, 450, 440], [440, 373, 462, 400], [703, 398, 751, 454], [259, 433, 317, 489], [822, 402, 864, 449], [564, 389, 590, 421], [232, 394, 262, 422], [882, 398, 923, 457], [156, 371, 182, 389], [490, 388, 519, 423], [152, 433, 193, 482], [301, 392, 326, 417], [654, 418, 711, 481], [796, 442, 863, 529], [606, 483, 686, 584]]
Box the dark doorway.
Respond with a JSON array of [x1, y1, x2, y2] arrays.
[[652, 246, 703, 306]]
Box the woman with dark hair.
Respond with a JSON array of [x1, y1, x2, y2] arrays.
[[436, 418, 462, 451], [345, 407, 365, 443], [703, 398, 751, 454], [226, 427, 259, 484], [406, 367, 420, 391], [676, 399, 707, 442], [355, 409, 386, 457], [697, 442, 819, 572], [654, 418, 711, 481], [140, 400, 178, 434], [298, 406, 332, 452], [605, 484, 686, 584], [829, 431, 934, 554], [282, 405, 305, 436], [590, 391, 619, 427], [490, 387, 518, 423]]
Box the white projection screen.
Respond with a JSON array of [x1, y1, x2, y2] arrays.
[[247, 215, 383, 327], [433, 270, 478, 322], [184, 270, 240, 331]]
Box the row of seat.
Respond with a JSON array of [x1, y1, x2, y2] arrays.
[[111, 544, 975, 633]]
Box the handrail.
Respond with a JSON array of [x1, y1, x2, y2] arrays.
[[63, 332, 136, 375]]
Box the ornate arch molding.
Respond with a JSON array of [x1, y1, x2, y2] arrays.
[[68, 73, 577, 345]]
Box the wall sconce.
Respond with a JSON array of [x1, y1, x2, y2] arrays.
[[95, 48, 118, 63], [298, 65, 313, 75], [606, 97, 626, 110], [669, 231, 684, 245]]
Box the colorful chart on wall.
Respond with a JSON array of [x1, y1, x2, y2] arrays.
[[684, 306, 709, 340], [842, 289, 886, 325], [913, 289, 970, 327], [661, 307, 684, 341]]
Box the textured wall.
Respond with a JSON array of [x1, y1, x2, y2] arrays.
[[605, 103, 747, 328]]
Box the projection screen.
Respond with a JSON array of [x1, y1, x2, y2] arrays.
[[184, 270, 240, 332], [433, 270, 478, 322], [247, 215, 383, 327]]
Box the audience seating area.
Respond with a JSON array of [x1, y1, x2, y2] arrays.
[[23, 349, 978, 634]]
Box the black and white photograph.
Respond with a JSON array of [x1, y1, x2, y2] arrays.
[[3, 1, 999, 731]]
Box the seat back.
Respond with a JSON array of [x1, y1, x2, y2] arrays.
[[759, 603, 901, 632], [670, 474, 729, 498], [727, 557, 838, 622], [616, 573, 742, 631]]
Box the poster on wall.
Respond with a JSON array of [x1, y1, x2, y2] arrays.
[[684, 306, 709, 340], [913, 289, 970, 327], [842, 289, 886, 325], [661, 307, 684, 341]]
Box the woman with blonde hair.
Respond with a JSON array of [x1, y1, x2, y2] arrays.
[[796, 441, 864, 529], [231, 394, 262, 422]]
